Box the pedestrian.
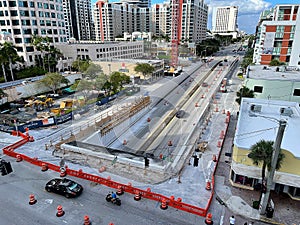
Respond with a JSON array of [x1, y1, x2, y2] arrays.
[[229, 215, 235, 225]]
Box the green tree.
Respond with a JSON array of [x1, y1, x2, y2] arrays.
[[248, 140, 285, 184], [0, 54, 8, 82], [269, 59, 286, 66], [236, 86, 255, 105], [31, 35, 51, 70], [72, 59, 90, 73], [109, 72, 130, 94], [0, 42, 20, 81], [38, 72, 70, 93], [74, 79, 93, 100], [134, 63, 155, 81], [84, 63, 103, 79], [94, 73, 108, 92]]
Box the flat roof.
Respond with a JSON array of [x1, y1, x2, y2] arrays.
[[234, 98, 300, 157], [247, 65, 300, 81]]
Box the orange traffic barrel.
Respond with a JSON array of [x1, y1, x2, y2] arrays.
[[205, 213, 213, 224], [205, 181, 211, 191], [29, 194, 37, 205], [160, 198, 168, 210], [134, 190, 141, 201], [116, 186, 124, 195], [41, 163, 48, 172], [16, 154, 23, 162], [60, 167, 67, 177], [84, 215, 91, 225], [56, 205, 65, 217]]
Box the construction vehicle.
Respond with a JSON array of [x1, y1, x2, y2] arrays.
[[25, 95, 54, 111], [50, 97, 85, 115]]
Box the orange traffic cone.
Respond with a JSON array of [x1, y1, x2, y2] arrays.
[[84, 215, 91, 225], [160, 198, 168, 210], [219, 130, 224, 139], [41, 163, 48, 172], [195, 102, 198, 107], [205, 181, 211, 190], [116, 185, 124, 195], [212, 155, 217, 162], [217, 141, 221, 148], [16, 154, 23, 162], [205, 213, 213, 224], [134, 190, 141, 201], [56, 205, 65, 217], [147, 117, 151, 122], [29, 194, 37, 205]]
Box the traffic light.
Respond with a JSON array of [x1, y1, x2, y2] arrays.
[[144, 157, 149, 168]]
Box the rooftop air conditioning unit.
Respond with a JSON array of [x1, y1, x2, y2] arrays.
[[250, 104, 262, 112], [280, 108, 293, 117]]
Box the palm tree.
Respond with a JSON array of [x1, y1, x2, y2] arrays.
[[236, 86, 255, 105], [248, 140, 285, 191], [0, 42, 20, 81], [31, 35, 51, 70], [0, 54, 8, 82]]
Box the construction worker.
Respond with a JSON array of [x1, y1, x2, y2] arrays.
[[230, 215, 235, 225]]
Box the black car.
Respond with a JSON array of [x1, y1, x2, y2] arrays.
[[176, 110, 185, 118], [45, 178, 83, 198]]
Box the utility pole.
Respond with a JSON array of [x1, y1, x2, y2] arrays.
[[259, 120, 286, 215]]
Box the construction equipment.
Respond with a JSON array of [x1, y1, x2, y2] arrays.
[[25, 95, 54, 111]]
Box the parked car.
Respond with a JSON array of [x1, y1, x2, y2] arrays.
[[176, 110, 185, 118], [45, 178, 83, 198]]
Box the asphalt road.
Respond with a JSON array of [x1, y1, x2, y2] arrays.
[[0, 159, 211, 225]]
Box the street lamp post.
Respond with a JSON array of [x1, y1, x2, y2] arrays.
[[259, 120, 287, 215]]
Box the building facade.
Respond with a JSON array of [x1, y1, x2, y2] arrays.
[[212, 6, 238, 38], [243, 65, 300, 103], [93, 1, 150, 41], [54, 41, 144, 61], [62, 0, 94, 41], [253, 4, 300, 67], [232, 98, 300, 200], [151, 2, 170, 37], [0, 0, 67, 66]]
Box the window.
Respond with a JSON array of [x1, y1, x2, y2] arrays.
[[13, 29, 21, 34], [15, 38, 22, 43], [50, 4, 54, 9], [44, 3, 49, 9], [51, 12, 55, 18], [19, 1, 28, 7], [12, 20, 19, 25], [30, 11, 35, 17], [23, 28, 31, 34], [26, 47, 33, 52], [0, 20, 5, 25], [37, 2, 43, 8], [293, 89, 300, 96], [10, 10, 18, 16], [9, 1, 17, 7], [45, 12, 50, 18], [38, 11, 44, 17], [16, 47, 23, 52], [0, 11, 3, 16], [254, 86, 263, 93], [29, 1, 35, 7], [20, 10, 29, 17]]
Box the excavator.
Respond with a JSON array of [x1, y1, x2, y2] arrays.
[[25, 95, 54, 111]]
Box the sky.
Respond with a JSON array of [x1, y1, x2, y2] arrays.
[[92, 0, 299, 34]]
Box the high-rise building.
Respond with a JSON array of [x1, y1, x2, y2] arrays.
[[212, 6, 238, 38], [151, 2, 170, 37], [169, 0, 208, 43], [0, 0, 67, 66], [253, 4, 300, 67], [62, 0, 94, 41], [93, 1, 150, 41]]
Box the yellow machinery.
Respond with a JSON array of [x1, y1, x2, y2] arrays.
[[25, 95, 54, 111]]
